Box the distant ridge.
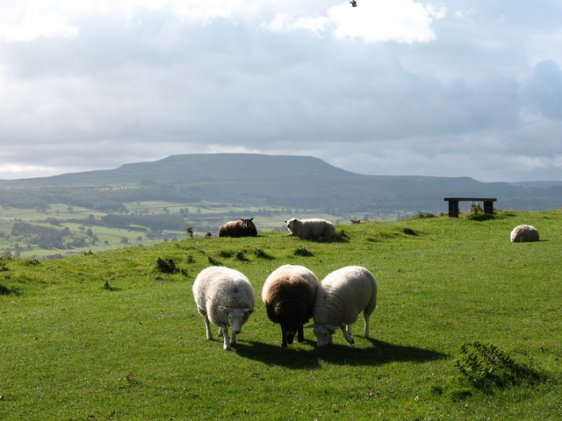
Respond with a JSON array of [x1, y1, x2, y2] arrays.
[[0, 153, 560, 214]]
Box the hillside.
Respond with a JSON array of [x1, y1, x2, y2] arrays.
[[1, 153, 561, 214], [1, 210, 561, 419]]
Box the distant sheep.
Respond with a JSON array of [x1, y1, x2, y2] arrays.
[[218, 218, 258, 238], [261, 264, 319, 348], [510, 224, 540, 242], [310, 266, 377, 347], [285, 218, 336, 240], [192, 266, 255, 350]]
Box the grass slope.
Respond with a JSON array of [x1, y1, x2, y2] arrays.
[[0, 210, 561, 420]]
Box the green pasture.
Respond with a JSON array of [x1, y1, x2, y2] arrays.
[[0, 201, 351, 257], [0, 210, 561, 420]]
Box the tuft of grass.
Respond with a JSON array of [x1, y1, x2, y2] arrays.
[[294, 247, 314, 257], [253, 249, 273, 259], [402, 227, 418, 236], [409, 212, 437, 219], [0, 282, 12, 295], [456, 342, 547, 393], [207, 256, 222, 265], [235, 251, 249, 262], [156, 257, 179, 274], [219, 250, 234, 258]]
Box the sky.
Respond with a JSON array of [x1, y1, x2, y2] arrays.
[[0, 0, 561, 182]]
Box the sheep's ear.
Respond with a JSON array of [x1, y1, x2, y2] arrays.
[[244, 308, 254, 314], [249, 217, 253, 221], [327, 325, 339, 333]]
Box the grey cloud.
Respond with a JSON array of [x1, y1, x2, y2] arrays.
[[525, 60, 562, 120], [0, 2, 561, 181]]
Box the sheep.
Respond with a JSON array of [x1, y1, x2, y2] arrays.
[[309, 266, 377, 347], [261, 264, 319, 348], [218, 218, 258, 237], [285, 218, 336, 240], [192, 266, 255, 350], [510, 224, 540, 242]]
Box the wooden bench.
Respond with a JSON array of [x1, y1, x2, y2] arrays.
[[444, 197, 497, 217]]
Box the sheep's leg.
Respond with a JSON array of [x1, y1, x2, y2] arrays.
[[203, 314, 212, 340], [221, 326, 231, 350], [230, 330, 237, 346], [342, 324, 354, 344], [363, 315, 370, 338], [217, 327, 223, 337], [297, 324, 304, 343]]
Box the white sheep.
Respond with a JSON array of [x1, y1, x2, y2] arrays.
[[510, 224, 540, 242], [192, 266, 255, 350], [261, 264, 319, 348], [309, 266, 377, 347], [285, 218, 336, 240]]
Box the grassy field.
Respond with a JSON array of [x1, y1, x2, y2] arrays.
[[0, 201, 352, 258], [0, 210, 561, 420]]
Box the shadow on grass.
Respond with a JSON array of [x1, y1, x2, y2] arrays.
[[316, 339, 448, 366], [235, 338, 447, 369], [235, 341, 322, 369]]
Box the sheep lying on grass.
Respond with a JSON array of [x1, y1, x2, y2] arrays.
[[309, 266, 377, 347], [192, 266, 255, 350], [285, 218, 335, 240], [218, 218, 258, 237], [510, 224, 539, 242], [262, 264, 319, 348]]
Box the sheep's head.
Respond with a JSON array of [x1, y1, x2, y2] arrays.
[[285, 218, 299, 233], [241, 218, 257, 235], [308, 324, 338, 347], [220, 307, 254, 334]]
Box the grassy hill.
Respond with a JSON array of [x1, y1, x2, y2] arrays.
[[1, 209, 560, 419]]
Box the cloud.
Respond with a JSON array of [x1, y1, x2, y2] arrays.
[[264, 0, 445, 44], [0, 3, 79, 42], [0, 1, 561, 181], [525, 60, 562, 120]]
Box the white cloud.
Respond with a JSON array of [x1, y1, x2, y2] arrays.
[[0, 5, 79, 42], [263, 0, 445, 44]]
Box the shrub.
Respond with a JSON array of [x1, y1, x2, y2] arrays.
[[456, 342, 546, 393], [156, 257, 179, 274]]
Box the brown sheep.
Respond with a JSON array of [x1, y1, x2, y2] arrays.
[[218, 218, 258, 238], [261, 264, 319, 348]]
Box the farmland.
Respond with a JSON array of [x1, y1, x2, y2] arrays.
[[0, 201, 348, 258], [0, 209, 560, 419]]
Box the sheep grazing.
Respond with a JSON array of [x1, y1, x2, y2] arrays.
[[261, 264, 319, 348], [218, 218, 258, 238], [192, 266, 255, 350], [510, 224, 540, 242], [310, 266, 377, 348], [285, 218, 336, 240]]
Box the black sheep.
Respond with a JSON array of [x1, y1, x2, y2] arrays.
[[261, 264, 318, 348]]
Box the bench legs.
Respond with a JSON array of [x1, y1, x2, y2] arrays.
[[448, 200, 459, 217], [483, 200, 494, 215]]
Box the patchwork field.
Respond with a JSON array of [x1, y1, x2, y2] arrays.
[[0, 201, 351, 258], [0, 210, 560, 419]]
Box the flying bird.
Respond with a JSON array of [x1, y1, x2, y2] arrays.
[[350, 0, 357, 7]]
